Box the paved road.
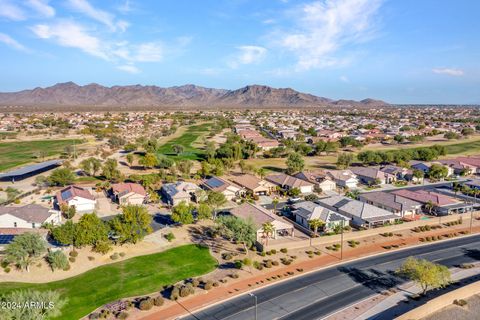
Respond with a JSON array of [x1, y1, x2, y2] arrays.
[[183, 235, 480, 320]]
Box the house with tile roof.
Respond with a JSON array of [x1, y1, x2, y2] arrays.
[[392, 189, 473, 216], [161, 181, 200, 206], [55, 185, 96, 213], [228, 174, 276, 196], [317, 195, 401, 228], [0, 204, 61, 229], [325, 170, 359, 189], [202, 176, 245, 201], [295, 170, 337, 192], [111, 182, 147, 205], [292, 201, 349, 232], [229, 202, 294, 243], [358, 191, 422, 219], [265, 173, 314, 194]]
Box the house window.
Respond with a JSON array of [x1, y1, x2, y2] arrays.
[[14, 222, 17, 227], [32, 223, 35, 228]]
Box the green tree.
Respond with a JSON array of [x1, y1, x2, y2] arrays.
[[102, 158, 122, 181], [51, 220, 77, 247], [206, 191, 227, 219], [79, 157, 102, 176], [126, 153, 135, 167], [110, 205, 153, 244], [59, 203, 76, 219], [171, 201, 195, 224], [46, 250, 69, 271], [286, 152, 305, 174], [74, 213, 109, 247], [197, 203, 213, 220], [396, 257, 451, 295], [0, 290, 67, 320], [428, 164, 449, 180], [336, 153, 354, 169], [205, 141, 216, 160], [308, 218, 325, 237], [412, 169, 424, 181], [48, 168, 75, 186], [140, 152, 159, 169], [261, 222, 275, 247], [5, 233, 47, 272], [216, 216, 257, 254], [177, 160, 193, 177]]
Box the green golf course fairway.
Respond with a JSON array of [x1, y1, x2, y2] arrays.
[[1, 244, 217, 319]]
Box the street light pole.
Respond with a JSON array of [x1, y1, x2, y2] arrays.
[[340, 219, 344, 260], [249, 293, 257, 320]]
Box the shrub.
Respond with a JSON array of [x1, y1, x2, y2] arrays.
[[138, 298, 154, 311], [69, 257, 76, 263], [116, 311, 129, 319], [280, 248, 288, 253], [454, 299, 467, 307], [93, 240, 112, 254], [192, 278, 200, 287], [297, 268, 304, 272], [119, 252, 126, 257], [179, 286, 191, 297], [165, 232, 175, 242], [265, 260, 273, 268], [222, 253, 233, 260], [230, 273, 239, 279], [88, 256, 95, 261], [213, 281, 219, 287], [259, 251, 266, 257], [306, 250, 313, 255], [253, 261, 263, 270], [4, 267, 11, 273], [234, 260, 243, 269], [170, 286, 180, 300], [69, 250, 78, 257], [243, 258, 252, 266], [460, 263, 475, 269], [204, 280, 213, 290], [110, 253, 120, 260], [89, 312, 100, 319], [63, 264, 70, 271], [153, 296, 164, 307], [270, 249, 277, 254], [272, 260, 279, 266], [1, 260, 9, 268], [314, 251, 321, 255]]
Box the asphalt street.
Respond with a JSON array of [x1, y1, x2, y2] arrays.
[[183, 234, 480, 320]]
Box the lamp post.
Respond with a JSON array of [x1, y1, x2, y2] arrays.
[[340, 219, 345, 260], [249, 293, 257, 320]]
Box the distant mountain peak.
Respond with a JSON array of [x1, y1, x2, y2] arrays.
[[0, 82, 389, 109]]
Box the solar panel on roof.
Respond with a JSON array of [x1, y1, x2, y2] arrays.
[[0, 235, 15, 245], [207, 177, 224, 188], [61, 190, 73, 200]]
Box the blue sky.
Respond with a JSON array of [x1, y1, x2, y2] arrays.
[[0, 0, 479, 104]]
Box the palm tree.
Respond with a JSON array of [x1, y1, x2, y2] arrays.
[[262, 222, 275, 247], [453, 182, 462, 196], [308, 218, 325, 238], [272, 198, 279, 214], [425, 200, 435, 215]]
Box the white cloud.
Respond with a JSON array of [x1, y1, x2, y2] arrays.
[[134, 42, 163, 62], [340, 75, 349, 83], [278, 0, 383, 71], [31, 20, 109, 59], [229, 45, 267, 68], [117, 64, 140, 73], [68, 0, 128, 32], [26, 0, 55, 18], [0, 0, 26, 20], [118, 0, 132, 14], [432, 67, 464, 77], [0, 32, 28, 52]]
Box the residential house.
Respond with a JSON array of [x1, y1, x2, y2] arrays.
[[295, 170, 337, 192], [392, 189, 473, 216], [229, 202, 294, 243], [358, 191, 422, 219], [317, 195, 401, 228], [203, 176, 245, 201], [111, 182, 147, 206], [351, 167, 397, 185], [325, 170, 359, 189], [55, 185, 96, 213], [265, 173, 314, 194], [0, 204, 61, 228], [228, 174, 276, 196], [161, 181, 200, 206], [292, 201, 348, 232]]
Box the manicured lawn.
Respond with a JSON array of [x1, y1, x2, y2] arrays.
[[0, 139, 82, 171], [1, 244, 217, 320], [156, 123, 213, 160], [444, 140, 480, 155]]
